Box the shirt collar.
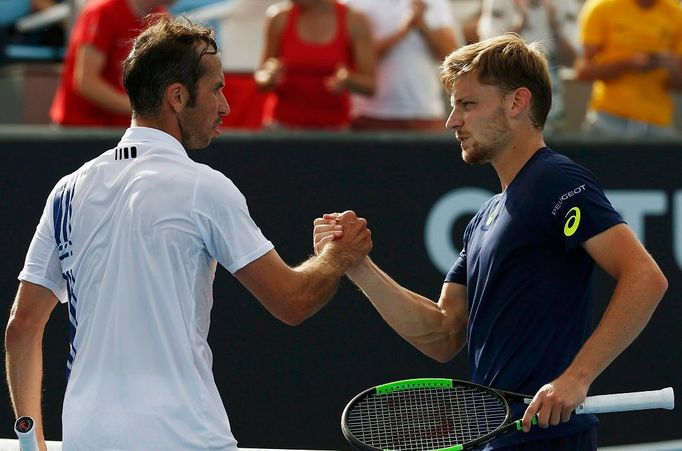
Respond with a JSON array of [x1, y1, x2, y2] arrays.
[[117, 127, 188, 158]]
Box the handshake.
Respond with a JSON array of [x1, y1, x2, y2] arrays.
[[312, 210, 372, 271]]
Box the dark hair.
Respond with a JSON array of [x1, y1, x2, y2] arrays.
[[440, 33, 552, 130], [123, 14, 218, 118]]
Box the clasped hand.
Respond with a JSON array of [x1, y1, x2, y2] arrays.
[[313, 211, 372, 267]]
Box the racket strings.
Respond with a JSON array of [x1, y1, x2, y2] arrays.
[[346, 386, 507, 450]]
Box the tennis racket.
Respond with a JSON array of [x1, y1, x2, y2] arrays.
[[14, 416, 39, 451], [341, 378, 675, 451]]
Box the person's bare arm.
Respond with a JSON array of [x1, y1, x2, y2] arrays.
[[234, 211, 372, 325], [521, 224, 667, 431], [5, 281, 60, 451], [254, 6, 287, 91], [542, 0, 576, 67], [73, 44, 131, 115], [574, 44, 659, 82], [655, 52, 682, 90], [415, 24, 458, 62], [373, 18, 412, 60], [326, 9, 376, 96], [347, 258, 468, 363], [313, 213, 467, 362], [410, 0, 457, 62]]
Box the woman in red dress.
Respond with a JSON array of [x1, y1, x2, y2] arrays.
[[255, 0, 376, 130]]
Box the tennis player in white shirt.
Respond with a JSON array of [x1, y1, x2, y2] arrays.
[[5, 15, 372, 451]]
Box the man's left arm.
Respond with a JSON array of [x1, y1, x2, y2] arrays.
[[521, 223, 667, 431]]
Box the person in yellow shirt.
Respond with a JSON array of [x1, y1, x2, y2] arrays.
[[575, 0, 682, 137]]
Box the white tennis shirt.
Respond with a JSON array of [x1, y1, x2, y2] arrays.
[[19, 127, 274, 450]]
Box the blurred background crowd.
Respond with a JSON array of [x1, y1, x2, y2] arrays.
[[1, 0, 682, 138]]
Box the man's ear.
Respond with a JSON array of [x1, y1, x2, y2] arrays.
[[507, 87, 532, 119], [167, 83, 186, 113]]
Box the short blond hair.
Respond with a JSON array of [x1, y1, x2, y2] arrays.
[[440, 33, 552, 130]]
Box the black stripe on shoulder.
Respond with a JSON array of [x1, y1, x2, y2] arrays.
[[114, 146, 138, 160]]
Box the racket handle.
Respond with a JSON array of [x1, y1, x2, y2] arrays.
[[575, 387, 675, 414], [14, 416, 39, 451]]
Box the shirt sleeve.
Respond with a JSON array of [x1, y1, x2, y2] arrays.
[[540, 161, 624, 251], [78, 3, 117, 54], [579, 0, 607, 47], [18, 185, 68, 303], [192, 167, 274, 274], [444, 249, 467, 285], [444, 219, 475, 285]]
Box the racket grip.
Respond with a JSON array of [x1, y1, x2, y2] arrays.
[[14, 416, 39, 451], [575, 387, 675, 414]]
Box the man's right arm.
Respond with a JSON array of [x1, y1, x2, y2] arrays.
[[5, 281, 59, 451], [234, 211, 372, 326], [346, 258, 468, 363]]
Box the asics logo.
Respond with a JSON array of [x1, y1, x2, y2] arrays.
[[564, 207, 581, 237]]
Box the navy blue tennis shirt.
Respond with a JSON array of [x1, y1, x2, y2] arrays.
[[446, 147, 624, 446]]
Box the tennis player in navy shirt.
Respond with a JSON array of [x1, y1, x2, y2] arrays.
[[314, 33, 668, 450]]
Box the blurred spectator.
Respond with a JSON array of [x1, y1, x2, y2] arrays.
[[0, 1, 25, 62], [187, 0, 278, 129], [575, 0, 682, 138], [29, 0, 66, 48], [254, 0, 376, 130], [345, 0, 457, 131], [478, 0, 580, 133], [0, 0, 64, 64], [49, 0, 174, 127], [459, 1, 482, 45]]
